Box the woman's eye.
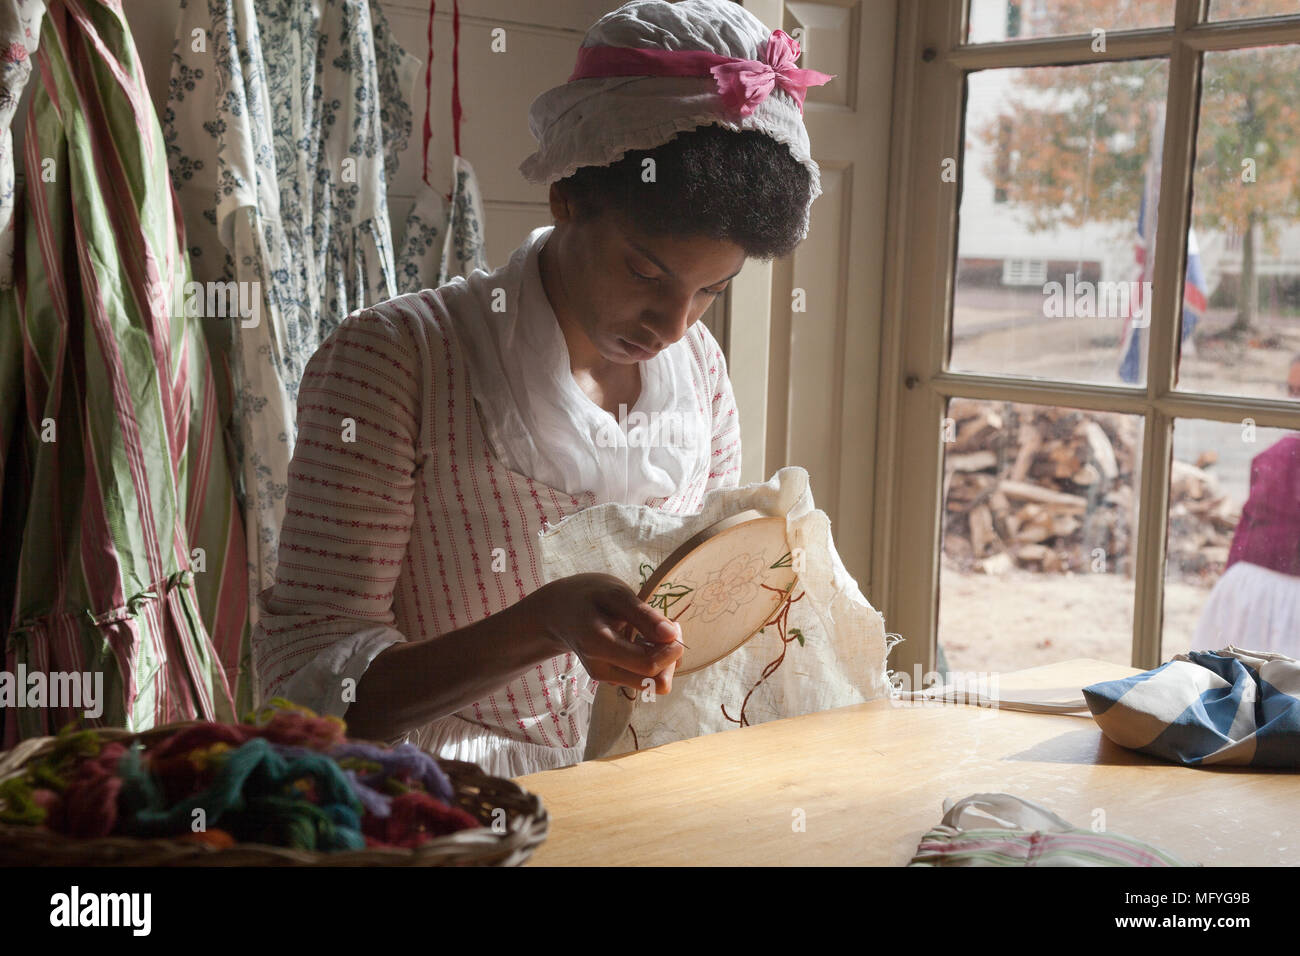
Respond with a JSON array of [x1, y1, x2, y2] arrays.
[[629, 264, 659, 283]]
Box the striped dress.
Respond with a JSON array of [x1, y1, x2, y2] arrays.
[[1, 0, 246, 745], [252, 253, 741, 778]]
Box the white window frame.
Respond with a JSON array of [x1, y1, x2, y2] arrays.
[[877, 0, 1300, 678]]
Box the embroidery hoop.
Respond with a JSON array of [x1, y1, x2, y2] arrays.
[[585, 507, 800, 759]]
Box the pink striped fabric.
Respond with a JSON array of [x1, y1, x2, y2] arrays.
[[3, 0, 248, 745], [252, 287, 740, 765]]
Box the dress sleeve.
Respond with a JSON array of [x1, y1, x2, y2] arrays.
[[251, 305, 424, 717], [702, 326, 742, 491]]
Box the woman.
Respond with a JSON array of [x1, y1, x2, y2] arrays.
[[251, 0, 832, 777], [1193, 433, 1300, 659]]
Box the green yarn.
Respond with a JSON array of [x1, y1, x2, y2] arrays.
[[0, 725, 105, 825], [0, 777, 44, 825]]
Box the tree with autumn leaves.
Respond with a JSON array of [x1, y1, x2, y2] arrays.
[[1194, 43, 1300, 336], [975, 1, 1300, 339]]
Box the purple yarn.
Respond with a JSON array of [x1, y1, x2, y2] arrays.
[[259, 740, 448, 819], [328, 742, 455, 804], [341, 770, 394, 818]]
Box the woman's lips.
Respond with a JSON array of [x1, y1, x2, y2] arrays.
[[619, 337, 656, 360]]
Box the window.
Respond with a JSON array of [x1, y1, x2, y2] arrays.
[[881, 0, 1300, 679], [1000, 259, 1048, 285]]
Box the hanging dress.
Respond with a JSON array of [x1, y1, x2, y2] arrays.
[[395, 0, 488, 292], [0, 0, 247, 743], [163, 0, 419, 711]]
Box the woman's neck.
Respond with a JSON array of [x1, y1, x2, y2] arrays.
[[539, 230, 609, 376]]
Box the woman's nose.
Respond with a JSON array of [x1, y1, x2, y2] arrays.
[[646, 295, 694, 344]]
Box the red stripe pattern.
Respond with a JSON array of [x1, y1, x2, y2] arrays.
[[2, 0, 243, 744]]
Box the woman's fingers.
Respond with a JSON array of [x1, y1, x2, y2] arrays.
[[589, 661, 661, 694], [589, 658, 679, 697], [601, 586, 681, 648], [654, 658, 678, 696], [588, 621, 681, 677]]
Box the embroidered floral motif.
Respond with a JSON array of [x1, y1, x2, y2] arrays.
[[694, 552, 768, 624]]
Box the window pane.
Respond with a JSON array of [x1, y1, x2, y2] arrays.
[[1164, 421, 1299, 660], [1210, 0, 1300, 21], [967, 0, 1172, 44], [1178, 46, 1300, 403], [953, 62, 1169, 387], [938, 398, 1144, 673]]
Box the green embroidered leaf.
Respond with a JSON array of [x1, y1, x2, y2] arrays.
[[791, 628, 805, 646], [649, 581, 693, 613]]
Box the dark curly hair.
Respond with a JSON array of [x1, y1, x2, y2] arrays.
[[555, 124, 813, 261]]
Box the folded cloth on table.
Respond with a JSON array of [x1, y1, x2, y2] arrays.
[[907, 793, 1196, 867], [1082, 646, 1300, 768]]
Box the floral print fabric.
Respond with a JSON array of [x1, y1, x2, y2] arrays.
[[163, 0, 419, 683]]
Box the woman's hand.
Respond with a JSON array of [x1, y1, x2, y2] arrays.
[[523, 573, 683, 695]]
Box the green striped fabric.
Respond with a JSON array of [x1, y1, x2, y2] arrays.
[[0, 0, 249, 744]]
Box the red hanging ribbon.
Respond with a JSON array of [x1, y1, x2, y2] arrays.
[[451, 0, 462, 161], [420, 0, 434, 190], [421, 0, 463, 200]]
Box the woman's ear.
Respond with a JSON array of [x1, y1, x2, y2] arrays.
[[548, 181, 576, 224]]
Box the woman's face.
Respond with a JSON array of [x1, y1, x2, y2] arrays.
[[542, 184, 748, 367]]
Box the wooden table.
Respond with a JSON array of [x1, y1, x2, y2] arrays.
[[516, 659, 1298, 866]]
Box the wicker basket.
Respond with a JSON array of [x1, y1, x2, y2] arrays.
[[0, 722, 548, 866]]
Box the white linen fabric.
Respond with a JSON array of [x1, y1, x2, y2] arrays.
[[537, 464, 893, 756], [1193, 561, 1300, 659], [252, 226, 742, 779], [448, 224, 712, 506], [518, 0, 825, 242]]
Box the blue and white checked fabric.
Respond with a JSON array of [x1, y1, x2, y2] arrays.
[[1083, 647, 1300, 768]]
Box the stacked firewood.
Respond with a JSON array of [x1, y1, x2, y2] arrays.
[[1166, 454, 1240, 579], [941, 400, 1239, 581]]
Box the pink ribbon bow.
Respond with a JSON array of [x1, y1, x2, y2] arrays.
[[568, 29, 835, 117], [709, 30, 831, 116]]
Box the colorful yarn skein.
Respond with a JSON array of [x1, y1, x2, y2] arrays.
[[0, 699, 481, 852]]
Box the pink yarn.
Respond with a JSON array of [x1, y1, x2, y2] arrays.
[[59, 742, 127, 839]]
